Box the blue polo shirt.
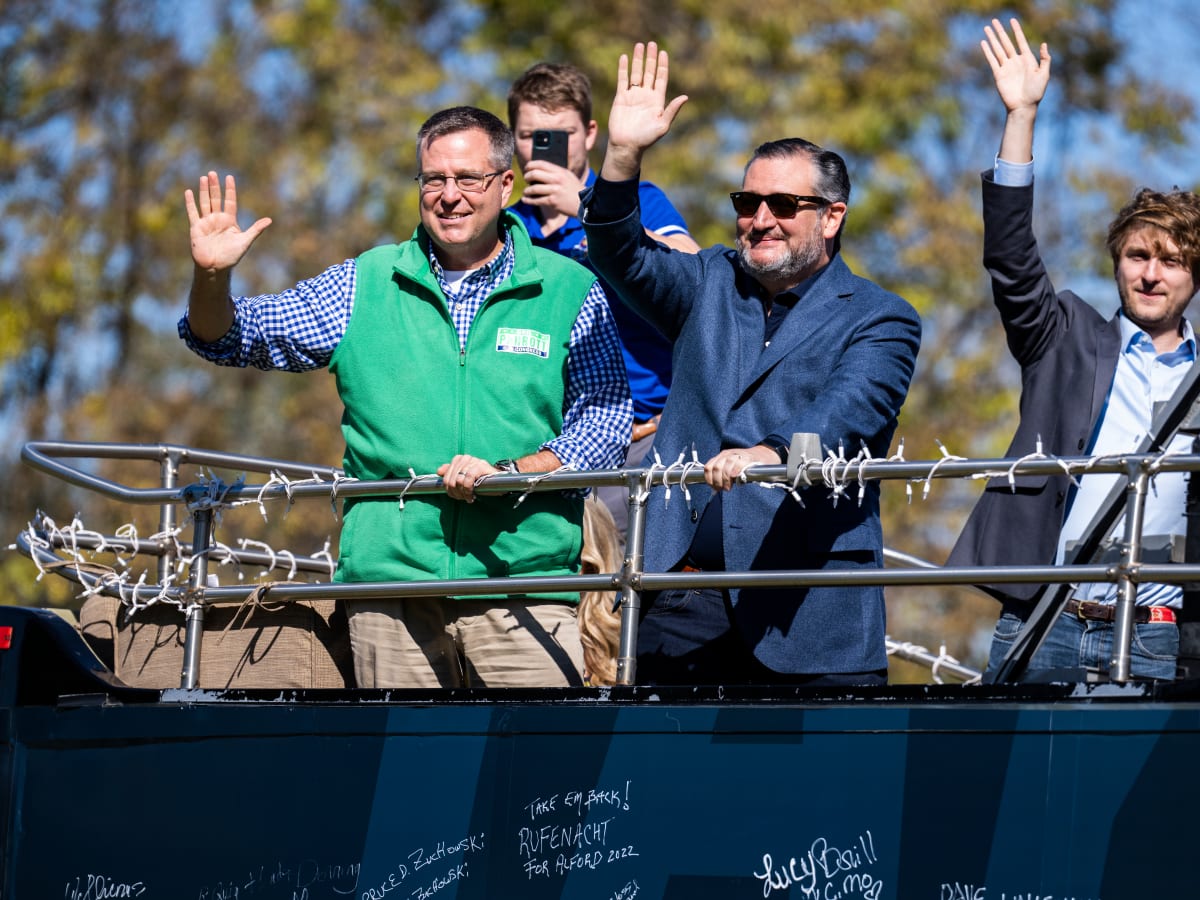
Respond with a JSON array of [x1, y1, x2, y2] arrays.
[[509, 169, 691, 420]]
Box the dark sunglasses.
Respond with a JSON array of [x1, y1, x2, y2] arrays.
[[729, 192, 829, 218]]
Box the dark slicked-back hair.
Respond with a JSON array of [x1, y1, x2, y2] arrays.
[[416, 106, 515, 171], [746, 138, 851, 252], [1106, 187, 1200, 282], [507, 62, 593, 127]]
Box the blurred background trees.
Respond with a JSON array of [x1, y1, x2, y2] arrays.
[[2, 0, 1196, 674]]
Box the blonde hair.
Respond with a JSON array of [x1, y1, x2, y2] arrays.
[[578, 497, 623, 686], [1106, 187, 1200, 282]]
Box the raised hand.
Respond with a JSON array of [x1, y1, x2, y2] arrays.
[[981, 17, 1051, 114], [601, 41, 689, 181], [185, 171, 272, 273]]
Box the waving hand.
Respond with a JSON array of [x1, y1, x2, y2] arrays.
[[981, 18, 1051, 165], [982, 17, 1051, 114], [185, 171, 272, 273], [601, 42, 689, 181]]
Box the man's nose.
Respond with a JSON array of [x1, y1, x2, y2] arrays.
[[751, 201, 776, 230], [440, 178, 464, 203]]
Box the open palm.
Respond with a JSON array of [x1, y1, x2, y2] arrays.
[[606, 42, 688, 152], [185, 172, 271, 272], [982, 18, 1051, 112]]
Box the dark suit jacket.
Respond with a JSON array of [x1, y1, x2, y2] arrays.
[[946, 172, 1122, 603], [583, 190, 921, 674]]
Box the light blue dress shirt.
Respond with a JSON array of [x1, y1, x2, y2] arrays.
[[1056, 315, 1195, 606]]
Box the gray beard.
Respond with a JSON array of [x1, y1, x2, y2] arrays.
[[736, 230, 823, 287]]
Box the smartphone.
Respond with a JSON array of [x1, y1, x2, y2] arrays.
[[531, 129, 569, 168]]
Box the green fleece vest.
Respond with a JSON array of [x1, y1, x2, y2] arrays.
[[328, 214, 595, 599]]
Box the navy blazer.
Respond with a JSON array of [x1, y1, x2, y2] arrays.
[[947, 173, 1123, 603], [583, 191, 921, 673]]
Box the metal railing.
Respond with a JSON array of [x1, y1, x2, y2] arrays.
[[19, 439, 1200, 688]]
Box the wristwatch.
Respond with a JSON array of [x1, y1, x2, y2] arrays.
[[759, 438, 789, 465], [493, 458, 520, 474]]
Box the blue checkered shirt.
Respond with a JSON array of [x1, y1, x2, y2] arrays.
[[179, 228, 632, 471]]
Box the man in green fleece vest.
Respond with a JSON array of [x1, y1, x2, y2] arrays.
[[181, 107, 632, 688]]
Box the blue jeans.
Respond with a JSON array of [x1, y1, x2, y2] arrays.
[[987, 608, 1179, 681]]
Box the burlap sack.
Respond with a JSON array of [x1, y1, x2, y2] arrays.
[[79, 594, 354, 689]]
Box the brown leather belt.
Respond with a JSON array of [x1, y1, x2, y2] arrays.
[[1064, 599, 1176, 625], [631, 415, 660, 443]]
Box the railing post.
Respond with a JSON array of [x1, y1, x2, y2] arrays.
[[615, 471, 648, 686], [157, 451, 181, 585], [1110, 464, 1152, 683], [180, 503, 214, 689]]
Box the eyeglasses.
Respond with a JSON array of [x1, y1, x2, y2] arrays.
[[729, 192, 829, 218], [415, 171, 504, 193]]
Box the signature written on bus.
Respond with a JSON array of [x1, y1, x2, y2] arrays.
[[753, 830, 882, 899]]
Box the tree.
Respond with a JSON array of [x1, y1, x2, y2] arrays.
[[2, 0, 1196, 674]]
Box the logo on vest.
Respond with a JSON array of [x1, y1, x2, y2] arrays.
[[496, 327, 551, 359]]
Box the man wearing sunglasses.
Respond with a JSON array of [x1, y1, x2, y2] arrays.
[[582, 43, 921, 686], [180, 106, 631, 689]]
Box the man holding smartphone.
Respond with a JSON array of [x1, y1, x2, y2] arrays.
[[507, 62, 701, 535]]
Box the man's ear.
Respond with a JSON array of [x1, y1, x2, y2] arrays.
[[499, 169, 515, 206], [822, 202, 848, 240]]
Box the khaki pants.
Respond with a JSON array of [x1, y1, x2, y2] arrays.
[[347, 597, 584, 688]]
